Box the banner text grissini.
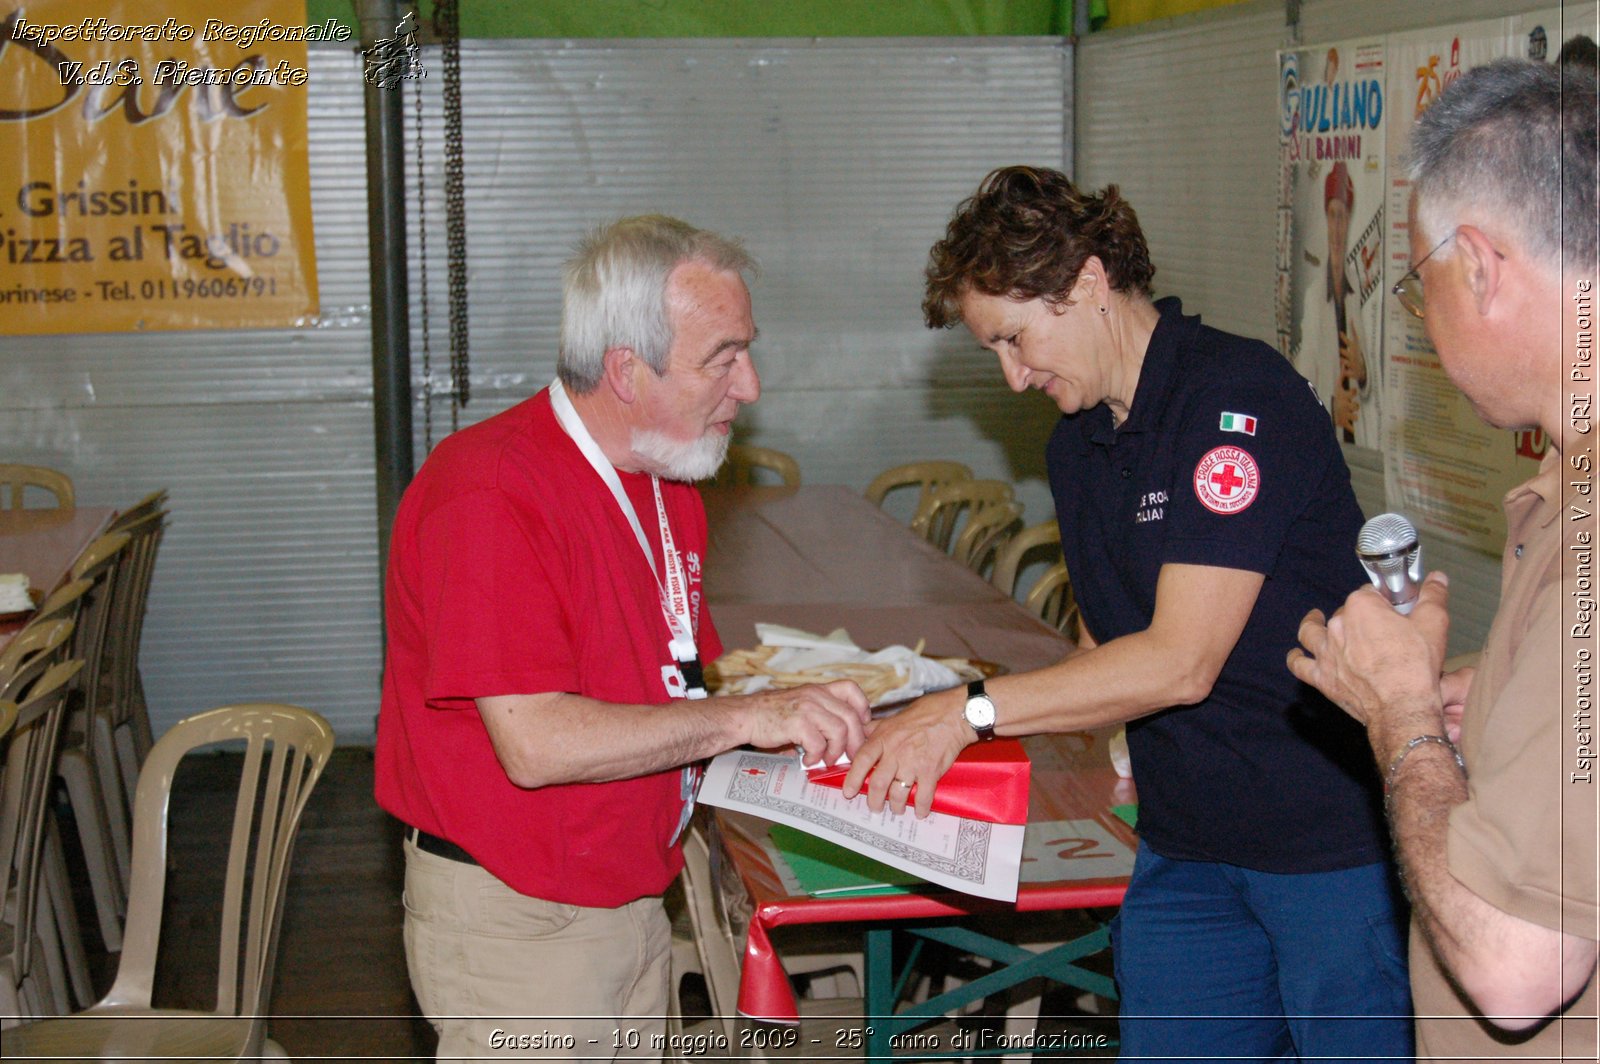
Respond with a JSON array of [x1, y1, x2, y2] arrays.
[[0, 1, 319, 333]]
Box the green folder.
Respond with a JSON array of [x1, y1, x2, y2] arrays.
[[768, 824, 922, 897]]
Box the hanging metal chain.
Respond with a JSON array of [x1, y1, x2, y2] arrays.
[[412, 3, 435, 451], [435, 0, 469, 429]]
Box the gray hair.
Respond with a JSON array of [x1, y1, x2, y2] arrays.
[[1408, 58, 1597, 273], [558, 215, 755, 393]]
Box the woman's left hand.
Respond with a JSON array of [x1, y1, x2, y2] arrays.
[[840, 687, 972, 818]]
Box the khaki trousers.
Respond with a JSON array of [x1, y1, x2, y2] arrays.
[[402, 838, 671, 1061]]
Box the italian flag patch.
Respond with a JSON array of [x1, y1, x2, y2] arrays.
[[1219, 412, 1257, 435]]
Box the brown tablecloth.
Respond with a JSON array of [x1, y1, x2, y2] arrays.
[[700, 485, 1134, 1022], [0, 506, 116, 649], [703, 485, 1068, 672]]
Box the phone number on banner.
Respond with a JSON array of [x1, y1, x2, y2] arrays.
[[119, 276, 279, 299], [0, 277, 281, 307]]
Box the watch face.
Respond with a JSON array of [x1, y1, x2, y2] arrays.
[[964, 693, 996, 730]]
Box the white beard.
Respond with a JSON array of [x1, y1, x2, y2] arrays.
[[631, 428, 730, 482]]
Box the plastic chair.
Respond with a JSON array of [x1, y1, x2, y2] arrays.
[[1023, 560, 1082, 642], [0, 618, 75, 703], [675, 822, 860, 1057], [3, 703, 336, 1058], [910, 479, 1015, 553], [677, 824, 743, 1046], [951, 500, 1023, 581], [53, 532, 133, 952], [97, 509, 168, 815], [0, 659, 85, 1022], [107, 489, 169, 534], [11, 576, 103, 966], [991, 521, 1063, 598], [27, 578, 91, 628], [0, 465, 74, 510], [717, 445, 801, 487], [0, 618, 93, 1010], [863, 460, 972, 516]]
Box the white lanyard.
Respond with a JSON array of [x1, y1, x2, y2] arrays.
[[548, 380, 703, 686]]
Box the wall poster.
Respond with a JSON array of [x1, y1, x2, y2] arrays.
[[1279, 38, 1388, 454], [1276, 14, 1597, 552]]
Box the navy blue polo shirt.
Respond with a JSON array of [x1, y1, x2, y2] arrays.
[[1047, 298, 1387, 873]]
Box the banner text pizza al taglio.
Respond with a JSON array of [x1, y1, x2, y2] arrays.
[[0, 0, 328, 333]]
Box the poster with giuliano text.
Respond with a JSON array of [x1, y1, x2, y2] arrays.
[[0, 0, 325, 333], [1278, 39, 1387, 454]]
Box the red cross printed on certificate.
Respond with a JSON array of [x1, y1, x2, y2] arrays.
[[1193, 445, 1261, 515]]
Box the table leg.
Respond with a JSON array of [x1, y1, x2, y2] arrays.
[[863, 928, 896, 1059], [858, 921, 1117, 1060]]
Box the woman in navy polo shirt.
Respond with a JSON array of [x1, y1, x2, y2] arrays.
[[843, 166, 1410, 1062]]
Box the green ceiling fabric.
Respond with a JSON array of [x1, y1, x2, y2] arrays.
[[314, 0, 1109, 39]]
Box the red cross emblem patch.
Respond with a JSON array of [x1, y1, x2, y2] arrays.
[[1193, 445, 1261, 515]]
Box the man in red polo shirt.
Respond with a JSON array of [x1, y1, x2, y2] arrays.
[[375, 216, 868, 1059]]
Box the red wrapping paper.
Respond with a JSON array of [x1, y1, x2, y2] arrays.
[[805, 739, 1030, 824]]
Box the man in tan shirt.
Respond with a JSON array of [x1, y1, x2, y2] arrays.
[[1289, 59, 1597, 1061]]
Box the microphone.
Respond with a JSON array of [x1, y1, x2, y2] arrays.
[[1357, 513, 1423, 615]]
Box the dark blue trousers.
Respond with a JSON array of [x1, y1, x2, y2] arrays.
[[1111, 843, 1414, 1062]]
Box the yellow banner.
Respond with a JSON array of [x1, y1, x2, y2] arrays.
[[0, 0, 327, 333]]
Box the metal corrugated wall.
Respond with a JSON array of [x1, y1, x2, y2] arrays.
[[1077, 2, 1286, 341], [4, 40, 1070, 741], [405, 39, 1072, 528], [1073, 0, 1568, 656], [3, 48, 383, 740]]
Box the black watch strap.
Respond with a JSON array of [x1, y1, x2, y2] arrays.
[[963, 678, 996, 740]]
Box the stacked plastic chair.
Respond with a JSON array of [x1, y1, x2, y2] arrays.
[[910, 478, 1016, 554], [104, 489, 169, 799], [96, 499, 169, 824], [50, 531, 133, 954], [864, 460, 972, 521], [1, 601, 95, 1015], [951, 500, 1023, 581], [991, 521, 1064, 599], [52, 489, 170, 959], [0, 660, 86, 1022], [1024, 561, 1083, 642]]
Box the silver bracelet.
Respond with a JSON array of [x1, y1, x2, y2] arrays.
[[1383, 734, 1466, 799]]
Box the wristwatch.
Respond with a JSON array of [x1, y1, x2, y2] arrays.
[[962, 679, 996, 741]]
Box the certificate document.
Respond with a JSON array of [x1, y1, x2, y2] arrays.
[[699, 750, 1025, 901]]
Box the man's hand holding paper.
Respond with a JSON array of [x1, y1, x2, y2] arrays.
[[739, 679, 870, 770]]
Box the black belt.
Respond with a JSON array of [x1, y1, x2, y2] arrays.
[[407, 826, 478, 866]]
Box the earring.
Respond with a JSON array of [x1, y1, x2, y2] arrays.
[[1098, 305, 1107, 314]]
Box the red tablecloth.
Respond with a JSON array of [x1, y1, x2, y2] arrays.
[[714, 729, 1135, 1021]]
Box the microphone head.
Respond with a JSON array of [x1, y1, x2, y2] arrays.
[[1357, 513, 1423, 612], [1356, 513, 1417, 558]]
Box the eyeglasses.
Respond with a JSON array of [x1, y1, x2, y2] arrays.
[[1391, 231, 1455, 320]]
